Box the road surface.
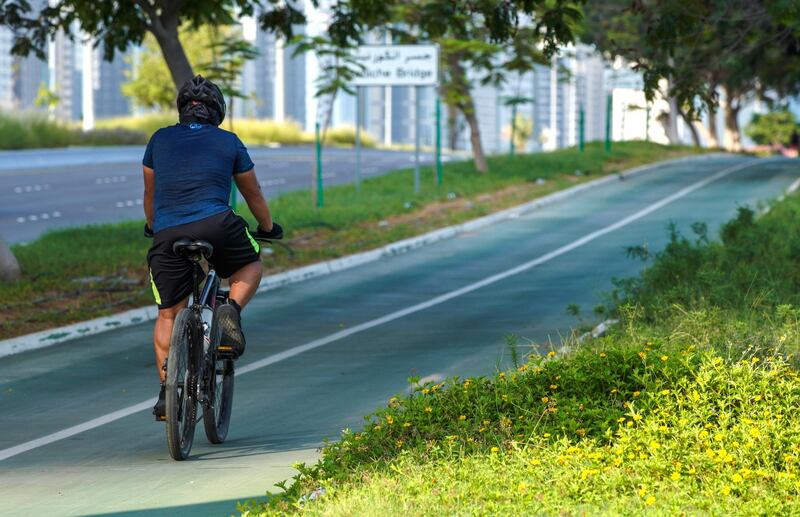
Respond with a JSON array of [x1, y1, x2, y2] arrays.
[[0, 145, 439, 243], [0, 154, 797, 516]]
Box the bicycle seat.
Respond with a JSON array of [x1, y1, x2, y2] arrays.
[[172, 239, 213, 261]]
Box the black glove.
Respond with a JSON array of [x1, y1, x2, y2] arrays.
[[254, 222, 283, 240], [144, 224, 154, 238]]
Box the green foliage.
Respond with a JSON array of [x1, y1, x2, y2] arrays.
[[241, 186, 800, 515], [745, 110, 799, 146], [0, 111, 145, 150], [122, 25, 238, 110]]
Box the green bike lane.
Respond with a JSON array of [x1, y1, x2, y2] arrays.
[[0, 155, 797, 516]]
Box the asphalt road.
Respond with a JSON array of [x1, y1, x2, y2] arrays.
[[0, 145, 439, 243], [0, 155, 797, 516]]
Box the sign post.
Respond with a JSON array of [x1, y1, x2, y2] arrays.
[[315, 122, 323, 208], [435, 96, 443, 186], [352, 45, 439, 195], [355, 86, 362, 192]]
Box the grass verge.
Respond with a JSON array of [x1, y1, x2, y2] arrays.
[[1, 141, 704, 339], [239, 185, 800, 514]]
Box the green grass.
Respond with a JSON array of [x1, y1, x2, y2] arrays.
[[94, 114, 376, 147], [239, 181, 800, 514], [0, 141, 703, 339], [0, 111, 374, 150]]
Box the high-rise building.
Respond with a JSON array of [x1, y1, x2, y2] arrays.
[[92, 44, 132, 118], [0, 28, 14, 110]]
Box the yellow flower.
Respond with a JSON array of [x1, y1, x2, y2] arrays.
[[518, 482, 527, 492], [395, 439, 404, 448], [752, 357, 760, 363], [638, 352, 647, 360], [721, 485, 731, 496], [633, 391, 641, 397], [422, 388, 430, 395], [627, 421, 634, 428], [660, 355, 669, 362], [660, 389, 670, 396], [424, 406, 433, 413], [645, 495, 656, 506], [491, 447, 500, 454], [547, 351, 557, 358], [541, 396, 549, 403], [699, 430, 709, 439], [483, 419, 490, 425], [671, 472, 681, 481], [599, 352, 607, 358], [714, 433, 724, 442], [403, 422, 412, 428], [374, 425, 381, 431], [550, 384, 558, 390], [638, 487, 647, 497], [386, 416, 394, 425], [748, 428, 761, 438], [530, 459, 541, 466], [498, 372, 505, 379], [501, 394, 508, 402], [479, 427, 486, 433], [732, 473, 743, 484], [543, 433, 551, 438], [576, 428, 587, 436], [754, 394, 763, 401], [458, 415, 466, 421]]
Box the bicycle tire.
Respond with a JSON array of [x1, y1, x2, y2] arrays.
[[203, 357, 234, 444], [166, 309, 198, 460]]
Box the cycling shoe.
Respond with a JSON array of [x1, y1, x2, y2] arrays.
[[215, 303, 245, 358], [153, 383, 166, 421]]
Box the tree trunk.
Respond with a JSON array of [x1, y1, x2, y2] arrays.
[[0, 238, 21, 282], [462, 99, 488, 173], [679, 110, 701, 146], [149, 14, 194, 89], [446, 56, 488, 173], [723, 93, 742, 151], [705, 101, 720, 148], [665, 95, 681, 144], [447, 104, 458, 150]]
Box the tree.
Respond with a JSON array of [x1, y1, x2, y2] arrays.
[[582, 0, 800, 151], [503, 94, 534, 156], [745, 110, 798, 146], [294, 1, 582, 173], [123, 24, 221, 110], [200, 30, 260, 132]]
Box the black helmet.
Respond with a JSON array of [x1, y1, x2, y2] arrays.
[[177, 75, 226, 126]]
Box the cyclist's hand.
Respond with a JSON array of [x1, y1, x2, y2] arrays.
[[144, 224, 154, 238], [254, 222, 283, 240]]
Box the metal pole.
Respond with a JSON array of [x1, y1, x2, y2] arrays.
[[355, 86, 362, 192], [509, 103, 517, 157], [605, 92, 612, 153], [645, 103, 651, 142], [579, 105, 585, 152], [315, 122, 323, 207], [435, 95, 443, 185], [414, 85, 420, 194]]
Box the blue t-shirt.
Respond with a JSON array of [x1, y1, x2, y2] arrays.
[[143, 123, 255, 233]]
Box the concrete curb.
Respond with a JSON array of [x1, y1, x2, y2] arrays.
[[0, 152, 732, 358]]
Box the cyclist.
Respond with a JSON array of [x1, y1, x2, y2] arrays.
[[142, 75, 282, 420]]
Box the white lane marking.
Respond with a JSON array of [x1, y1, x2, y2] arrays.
[[40, 213, 49, 220], [53, 211, 61, 218], [0, 158, 763, 462], [261, 178, 287, 187], [115, 201, 124, 208], [27, 215, 37, 222], [14, 187, 21, 193], [15, 217, 25, 223]]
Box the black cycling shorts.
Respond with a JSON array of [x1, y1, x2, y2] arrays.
[[147, 210, 260, 309]]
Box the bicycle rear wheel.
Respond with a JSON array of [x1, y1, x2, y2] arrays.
[[203, 356, 234, 444], [166, 309, 198, 460]]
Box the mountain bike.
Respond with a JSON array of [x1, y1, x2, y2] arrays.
[[164, 233, 276, 461]]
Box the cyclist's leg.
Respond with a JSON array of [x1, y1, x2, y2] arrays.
[[153, 297, 189, 382], [228, 260, 262, 309]]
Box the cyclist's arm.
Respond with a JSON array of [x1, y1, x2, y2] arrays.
[[143, 166, 155, 228], [234, 169, 274, 231]]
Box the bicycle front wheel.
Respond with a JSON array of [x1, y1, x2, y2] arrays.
[[166, 309, 198, 460], [203, 357, 234, 444]]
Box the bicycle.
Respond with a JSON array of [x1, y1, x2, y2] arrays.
[[163, 231, 277, 460]]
